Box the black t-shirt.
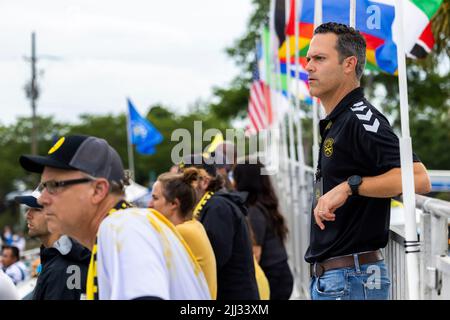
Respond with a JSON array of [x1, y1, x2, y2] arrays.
[[304, 87, 420, 263], [248, 204, 288, 269]]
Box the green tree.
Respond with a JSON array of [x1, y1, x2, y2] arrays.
[[211, 0, 450, 171], [0, 116, 66, 197], [210, 0, 270, 121]]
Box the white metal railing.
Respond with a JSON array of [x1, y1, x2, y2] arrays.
[[384, 225, 408, 299], [385, 195, 450, 299], [271, 149, 450, 300], [271, 159, 314, 300], [417, 195, 450, 299]]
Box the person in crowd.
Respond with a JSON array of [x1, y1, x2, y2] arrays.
[[2, 226, 14, 246], [11, 232, 26, 252], [15, 189, 90, 300], [234, 159, 294, 300], [0, 269, 20, 300], [19, 135, 210, 300], [180, 154, 260, 300], [149, 167, 217, 299], [1, 246, 27, 285], [212, 141, 237, 191]]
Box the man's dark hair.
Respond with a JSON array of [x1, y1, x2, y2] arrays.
[[2, 245, 20, 261], [314, 22, 366, 80]]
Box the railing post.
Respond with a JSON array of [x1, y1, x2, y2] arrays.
[[430, 212, 447, 296], [420, 209, 432, 299]]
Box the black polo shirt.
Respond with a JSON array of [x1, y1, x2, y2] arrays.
[[304, 87, 420, 263]]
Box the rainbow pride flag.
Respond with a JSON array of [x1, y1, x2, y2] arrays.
[[284, 0, 442, 74]]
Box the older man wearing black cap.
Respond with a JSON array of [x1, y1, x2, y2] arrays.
[[19, 135, 210, 300], [15, 189, 90, 300]]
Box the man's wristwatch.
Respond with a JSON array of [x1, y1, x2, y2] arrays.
[[347, 175, 362, 196]]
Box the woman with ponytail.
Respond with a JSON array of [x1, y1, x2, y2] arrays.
[[233, 160, 294, 300], [149, 168, 217, 299]]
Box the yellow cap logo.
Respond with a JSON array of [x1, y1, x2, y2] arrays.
[[48, 137, 65, 154]]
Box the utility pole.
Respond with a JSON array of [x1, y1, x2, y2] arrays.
[[31, 32, 38, 155], [25, 32, 39, 155]]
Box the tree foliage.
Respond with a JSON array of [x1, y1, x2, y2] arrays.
[[0, 103, 229, 203]]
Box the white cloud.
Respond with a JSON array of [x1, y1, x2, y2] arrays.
[[0, 0, 252, 125]]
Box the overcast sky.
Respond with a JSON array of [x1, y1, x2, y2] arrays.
[[0, 0, 253, 125]]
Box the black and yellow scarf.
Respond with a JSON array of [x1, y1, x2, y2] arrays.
[[193, 191, 214, 220]]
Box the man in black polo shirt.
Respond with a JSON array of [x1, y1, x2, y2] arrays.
[[304, 22, 431, 300]]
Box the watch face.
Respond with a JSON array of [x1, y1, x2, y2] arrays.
[[349, 175, 362, 186]]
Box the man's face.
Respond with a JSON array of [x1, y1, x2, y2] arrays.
[[26, 207, 50, 238], [38, 167, 94, 237], [306, 33, 345, 99], [1, 248, 16, 268], [148, 181, 175, 217]]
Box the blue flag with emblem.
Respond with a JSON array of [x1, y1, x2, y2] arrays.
[[127, 98, 163, 155]]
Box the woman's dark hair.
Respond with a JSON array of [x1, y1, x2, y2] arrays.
[[233, 160, 288, 242], [157, 168, 199, 219], [206, 173, 224, 192]]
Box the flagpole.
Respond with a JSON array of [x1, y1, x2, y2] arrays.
[[349, 0, 356, 28], [285, 0, 298, 172], [284, 0, 302, 276], [126, 101, 136, 180], [291, 0, 310, 297], [394, 0, 420, 300], [268, 0, 280, 173], [271, 0, 291, 238], [294, 0, 306, 185], [312, 0, 322, 170]]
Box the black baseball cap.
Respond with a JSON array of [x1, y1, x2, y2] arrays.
[[15, 189, 43, 209], [20, 135, 125, 184]]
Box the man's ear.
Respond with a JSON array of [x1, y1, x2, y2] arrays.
[[343, 56, 358, 75], [91, 179, 110, 204]]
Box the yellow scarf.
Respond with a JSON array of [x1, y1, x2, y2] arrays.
[[192, 191, 214, 220]]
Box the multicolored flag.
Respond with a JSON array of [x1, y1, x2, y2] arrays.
[[284, 0, 443, 74], [258, 28, 274, 126], [388, 0, 443, 58], [246, 60, 270, 135]]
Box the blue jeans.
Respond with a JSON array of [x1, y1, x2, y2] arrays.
[[310, 259, 391, 300]]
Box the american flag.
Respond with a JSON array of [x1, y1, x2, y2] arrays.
[[246, 63, 270, 135]]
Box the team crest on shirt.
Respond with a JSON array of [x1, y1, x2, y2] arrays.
[[323, 138, 334, 157]]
